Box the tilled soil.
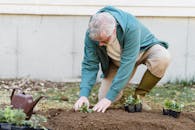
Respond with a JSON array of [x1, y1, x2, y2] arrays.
[[44, 109, 195, 130]]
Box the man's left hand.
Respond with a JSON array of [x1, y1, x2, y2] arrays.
[[92, 98, 111, 113]]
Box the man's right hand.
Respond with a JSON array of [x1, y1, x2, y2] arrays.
[[73, 96, 89, 111]]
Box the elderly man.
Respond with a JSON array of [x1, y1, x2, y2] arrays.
[[74, 6, 171, 113]]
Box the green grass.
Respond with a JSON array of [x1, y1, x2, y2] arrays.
[[0, 80, 195, 112], [148, 84, 195, 111]]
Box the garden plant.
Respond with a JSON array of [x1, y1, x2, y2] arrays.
[[163, 99, 184, 118], [79, 104, 93, 113], [124, 95, 142, 112], [0, 106, 49, 130]]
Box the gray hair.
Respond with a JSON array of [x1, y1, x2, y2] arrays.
[[88, 12, 116, 40]]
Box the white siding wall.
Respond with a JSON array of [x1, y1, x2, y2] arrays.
[[1, 15, 195, 83], [0, 1, 195, 83]]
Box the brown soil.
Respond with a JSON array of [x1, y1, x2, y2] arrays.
[[44, 108, 195, 130]]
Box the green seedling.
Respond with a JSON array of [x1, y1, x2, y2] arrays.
[[0, 106, 48, 129], [124, 95, 141, 105], [124, 95, 135, 105], [164, 99, 184, 112], [3, 106, 26, 125], [79, 104, 93, 113], [164, 99, 172, 109], [0, 109, 6, 123], [134, 98, 142, 104], [27, 114, 48, 130]]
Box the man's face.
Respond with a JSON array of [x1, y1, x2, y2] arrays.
[[94, 29, 116, 46]]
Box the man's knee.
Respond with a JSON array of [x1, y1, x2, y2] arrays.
[[147, 50, 171, 78], [158, 51, 171, 69]]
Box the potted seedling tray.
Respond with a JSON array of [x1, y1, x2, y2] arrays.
[[124, 95, 142, 113], [0, 106, 50, 130], [163, 99, 184, 118]]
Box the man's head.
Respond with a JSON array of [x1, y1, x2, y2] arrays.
[[88, 12, 117, 46]]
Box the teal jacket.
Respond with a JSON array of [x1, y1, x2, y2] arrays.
[[80, 6, 168, 101]]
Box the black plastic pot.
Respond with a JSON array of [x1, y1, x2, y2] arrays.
[[135, 103, 142, 112], [0, 123, 11, 130], [34, 127, 50, 130], [162, 108, 181, 118], [170, 110, 181, 118], [0, 123, 50, 130], [128, 104, 135, 113], [162, 108, 170, 115], [124, 105, 129, 112], [11, 125, 35, 130], [124, 104, 135, 113]]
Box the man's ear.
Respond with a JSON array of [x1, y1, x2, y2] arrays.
[[113, 28, 117, 35]]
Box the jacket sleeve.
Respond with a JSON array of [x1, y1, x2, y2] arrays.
[[106, 25, 141, 101], [79, 31, 100, 97]]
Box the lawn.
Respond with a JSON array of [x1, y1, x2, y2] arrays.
[[0, 78, 195, 130]]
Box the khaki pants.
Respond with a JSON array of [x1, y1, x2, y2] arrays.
[[98, 44, 171, 101]]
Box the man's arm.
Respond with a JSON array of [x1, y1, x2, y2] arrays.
[[79, 31, 100, 97], [106, 25, 141, 101], [74, 31, 99, 111]]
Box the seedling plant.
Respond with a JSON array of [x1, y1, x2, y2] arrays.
[[0, 106, 49, 130], [163, 99, 184, 118], [124, 95, 142, 112], [79, 103, 93, 113]]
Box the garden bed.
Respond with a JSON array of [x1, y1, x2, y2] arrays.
[[44, 108, 195, 130]]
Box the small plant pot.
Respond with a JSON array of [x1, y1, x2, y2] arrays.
[[11, 125, 30, 130], [32, 127, 51, 130], [127, 104, 135, 113], [135, 103, 142, 112], [162, 108, 170, 115], [170, 110, 181, 118], [124, 105, 129, 112], [0, 123, 11, 130]]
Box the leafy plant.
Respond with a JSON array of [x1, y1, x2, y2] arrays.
[[0, 109, 6, 123], [124, 95, 141, 105], [10, 109, 26, 126], [134, 98, 142, 104], [2, 106, 26, 125], [124, 95, 135, 105], [0, 106, 49, 129], [27, 114, 48, 130], [164, 99, 172, 109], [79, 103, 93, 113], [164, 99, 184, 112]]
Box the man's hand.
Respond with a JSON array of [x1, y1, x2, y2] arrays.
[[74, 96, 89, 111], [92, 98, 111, 113]]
